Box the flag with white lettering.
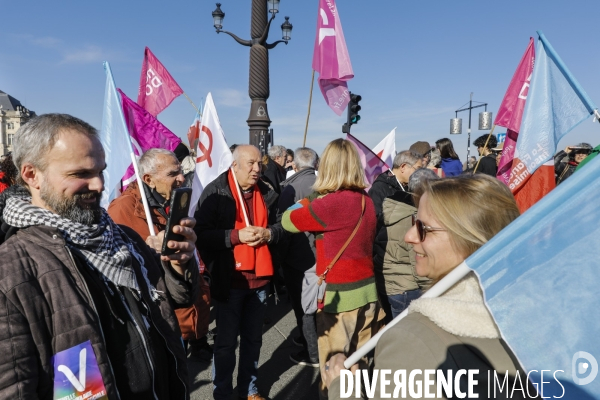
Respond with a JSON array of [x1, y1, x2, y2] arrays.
[[188, 93, 233, 217], [312, 0, 353, 116], [137, 47, 183, 116], [495, 38, 535, 186], [119, 89, 182, 187], [371, 128, 396, 169], [507, 31, 597, 198], [346, 133, 388, 190]]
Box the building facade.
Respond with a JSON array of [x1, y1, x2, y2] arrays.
[[0, 90, 36, 156]]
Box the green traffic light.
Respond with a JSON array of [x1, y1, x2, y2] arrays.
[[351, 115, 361, 124]]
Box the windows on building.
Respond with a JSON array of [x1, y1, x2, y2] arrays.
[[7, 133, 14, 146]]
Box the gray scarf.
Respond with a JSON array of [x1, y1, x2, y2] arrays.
[[3, 196, 159, 300]]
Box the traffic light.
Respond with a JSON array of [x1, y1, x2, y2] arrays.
[[342, 92, 361, 133], [348, 93, 362, 124]]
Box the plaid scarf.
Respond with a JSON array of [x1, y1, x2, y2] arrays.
[[3, 196, 158, 300]]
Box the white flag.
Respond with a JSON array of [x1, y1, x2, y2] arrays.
[[188, 93, 233, 217], [371, 127, 396, 169]]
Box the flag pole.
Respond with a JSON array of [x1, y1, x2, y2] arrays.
[[105, 62, 156, 236], [229, 167, 251, 226], [183, 92, 201, 116], [473, 124, 496, 174], [302, 70, 316, 147], [344, 262, 471, 368]]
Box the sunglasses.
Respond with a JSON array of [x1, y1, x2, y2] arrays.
[[411, 214, 446, 242]]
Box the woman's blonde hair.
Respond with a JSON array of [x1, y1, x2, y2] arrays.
[[313, 138, 368, 194], [423, 174, 520, 258]]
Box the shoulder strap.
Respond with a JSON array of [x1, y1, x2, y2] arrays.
[[318, 194, 366, 285]]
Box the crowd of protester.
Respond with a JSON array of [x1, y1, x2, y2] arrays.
[[0, 114, 595, 399]]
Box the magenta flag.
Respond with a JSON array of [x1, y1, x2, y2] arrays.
[[119, 89, 182, 186], [495, 38, 535, 185], [346, 133, 389, 191], [137, 47, 183, 116], [312, 0, 353, 116]]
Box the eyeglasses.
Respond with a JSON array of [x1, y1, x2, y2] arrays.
[[411, 214, 446, 242]]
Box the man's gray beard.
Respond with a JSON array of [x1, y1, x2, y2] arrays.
[[40, 185, 102, 225]]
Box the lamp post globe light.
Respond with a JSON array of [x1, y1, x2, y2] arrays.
[[450, 93, 492, 162], [211, 1, 292, 154]]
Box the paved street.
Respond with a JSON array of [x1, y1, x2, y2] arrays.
[[189, 292, 321, 400]]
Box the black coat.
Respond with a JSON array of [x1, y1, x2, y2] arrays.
[[475, 154, 498, 177], [368, 170, 404, 218], [262, 157, 286, 194], [0, 223, 195, 399], [194, 171, 283, 301]]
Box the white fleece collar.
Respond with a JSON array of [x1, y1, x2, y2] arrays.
[[408, 272, 501, 339]]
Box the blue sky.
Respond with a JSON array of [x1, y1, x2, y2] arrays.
[[3, 0, 600, 160]]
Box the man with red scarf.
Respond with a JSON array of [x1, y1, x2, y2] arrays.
[[194, 145, 284, 400]]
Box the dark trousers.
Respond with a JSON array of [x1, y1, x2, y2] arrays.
[[282, 266, 318, 361], [282, 266, 305, 336]]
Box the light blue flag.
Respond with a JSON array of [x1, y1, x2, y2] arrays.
[[99, 62, 134, 209], [515, 31, 597, 181], [467, 139, 600, 398]]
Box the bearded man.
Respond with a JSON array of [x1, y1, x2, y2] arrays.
[[0, 114, 198, 399]]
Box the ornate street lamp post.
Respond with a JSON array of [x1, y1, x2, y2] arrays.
[[450, 92, 492, 162], [211, 1, 293, 153]]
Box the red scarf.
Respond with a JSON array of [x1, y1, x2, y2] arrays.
[[227, 169, 273, 277]]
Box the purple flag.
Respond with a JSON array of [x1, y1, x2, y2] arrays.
[[118, 89, 181, 186], [312, 0, 353, 116], [346, 133, 389, 191]]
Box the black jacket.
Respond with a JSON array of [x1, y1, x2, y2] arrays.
[[277, 168, 317, 272], [263, 157, 286, 194], [369, 170, 404, 218], [194, 171, 283, 301], [0, 223, 196, 399], [475, 154, 497, 177], [554, 150, 577, 185]]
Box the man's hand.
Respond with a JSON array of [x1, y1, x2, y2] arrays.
[[145, 233, 163, 253], [239, 226, 261, 244], [160, 217, 197, 276], [240, 226, 271, 247]]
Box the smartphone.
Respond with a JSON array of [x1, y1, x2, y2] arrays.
[[161, 187, 193, 256]]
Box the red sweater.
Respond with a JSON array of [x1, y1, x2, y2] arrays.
[[282, 190, 378, 312]]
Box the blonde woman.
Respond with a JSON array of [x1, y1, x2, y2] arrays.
[[324, 174, 530, 399], [282, 138, 383, 399]]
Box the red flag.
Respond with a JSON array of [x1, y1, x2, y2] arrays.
[[495, 38, 535, 185], [137, 47, 183, 116], [512, 161, 555, 213]]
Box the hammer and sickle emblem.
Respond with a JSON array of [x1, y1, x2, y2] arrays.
[[196, 125, 214, 168]]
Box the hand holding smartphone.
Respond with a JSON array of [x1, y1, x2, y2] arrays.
[[161, 188, 193, 256]]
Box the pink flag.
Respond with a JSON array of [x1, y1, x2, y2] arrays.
[[118, 89, 182, 186], [312, 0, 353, 116], [346, 133, 389, 191], [137, 47, 183, 116], [495, 38, 535, 185]]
